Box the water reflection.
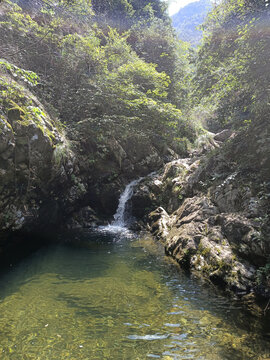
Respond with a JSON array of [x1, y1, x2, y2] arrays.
[[0, 230, 269, 359]]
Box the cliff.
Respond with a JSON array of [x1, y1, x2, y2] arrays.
[[132, 123, 270, 299]]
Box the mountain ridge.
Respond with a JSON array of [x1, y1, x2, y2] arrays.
[[171, 0, 212, 45]]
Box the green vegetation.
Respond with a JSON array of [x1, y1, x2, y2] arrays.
[[0, 0, 195, 151], [0, 0, 270, 335], [0, 59, 39, 86], [0, 0, 269, 152], [2, 0, 267, 147], [53, 140, 72, 167], [256, 260, 270, 287], [193, 0, 270, 131], [0, 70, 57, 141]]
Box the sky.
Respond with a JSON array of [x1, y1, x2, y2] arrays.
[[166, 0, 200, 16]]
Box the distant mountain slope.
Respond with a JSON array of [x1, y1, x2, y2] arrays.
[[171, 0, 212, 45]]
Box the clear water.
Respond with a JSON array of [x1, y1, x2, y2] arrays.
[[0, 230, 269, 360]]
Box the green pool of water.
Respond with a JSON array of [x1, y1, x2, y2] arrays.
[[0, 230, 269, 360]]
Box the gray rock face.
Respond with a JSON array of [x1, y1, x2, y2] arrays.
[[0, 62, 179, 238], [148, 196, 257, 293], [0, 68, 88, 235], [71, 118, 178, 216], [148, 207, 171, 240], [140, 124, 270, 298], [67, 206, 101, 229]]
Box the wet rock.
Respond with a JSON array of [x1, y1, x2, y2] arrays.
[[0, 67, 87, 236], [148, 207, 171, 240], [67, 206, 100, 229], [144, 121, 270, 297], [132, 184, 154, 219]]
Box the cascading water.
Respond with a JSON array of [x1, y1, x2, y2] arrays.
[[99, 177, 143, 234], [112, 178, 143, 228]]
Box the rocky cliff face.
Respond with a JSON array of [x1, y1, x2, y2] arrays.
[[0, 61, 83, 237], [0, 60, 178, 244], [69, 118, 173, 218], [132, 125, 270, 298]]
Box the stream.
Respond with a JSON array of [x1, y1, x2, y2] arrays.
[[0, 180, 269, 359]]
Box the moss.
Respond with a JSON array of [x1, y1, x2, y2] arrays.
[[197, 239, 212, 256], [0, 59, 39, 87], [227, 270, 239, 283], [256, 261, 270, 286], [231, 254, 237, 261], [201, 263, 214, 274], [0, 115, 14, 133], [216, 259, 232, 272], [172, 185, 182, 194], [53, 141, 71, 167], [37, 123, 55, 142], [0, 72, 57, 142]]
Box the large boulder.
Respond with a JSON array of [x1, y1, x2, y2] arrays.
[[149, 196, 258, 293], [145, 120, 270, 298]]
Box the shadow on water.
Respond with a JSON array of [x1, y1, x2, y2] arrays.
[[0, 228, 269, 359], [0, 230, 52, 272], [0, 177, 269, 359]]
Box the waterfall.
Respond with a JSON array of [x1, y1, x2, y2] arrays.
[[98, 177, 142, 234], [112, 178, 143, 228]]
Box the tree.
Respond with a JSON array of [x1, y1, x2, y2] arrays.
[[193, 0, 270, 129]]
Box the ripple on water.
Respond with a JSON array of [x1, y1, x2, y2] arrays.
[[0, 231, 269, 360]]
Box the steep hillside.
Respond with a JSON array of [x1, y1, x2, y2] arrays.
[[171, 0, 212, 45], [0, 0, 195, 242]]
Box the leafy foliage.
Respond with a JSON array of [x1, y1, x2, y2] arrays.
[[91, 0, 168, 29], [0, 0, 195, 148], [193, 0, 270, 130], [1, 0, 268, 148], [0, 59, 39, 86], [0, 62, 56, 140]]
